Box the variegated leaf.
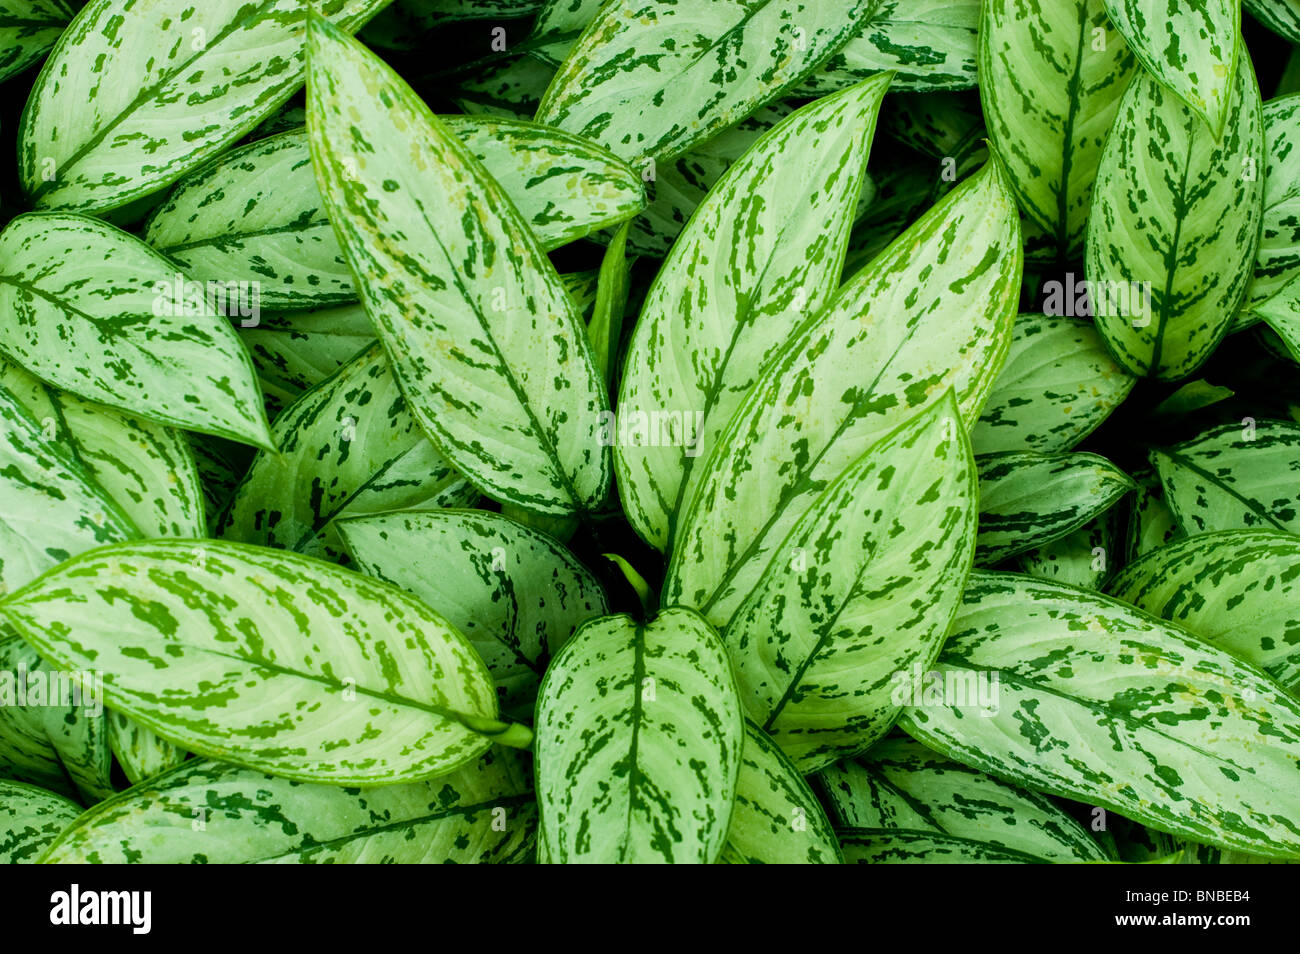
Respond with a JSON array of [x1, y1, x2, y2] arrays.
[[0, 539, 526, 785], [19, 0, 391, 214], [976, 451, 1135, 564], [972, 314, 1135, 455], [1107, 529, 1300, 689], [817, 736, 1111, 862], [337, 508, 608, 718], [840, 151, 936, 278], [723, 396, 977, 772], [797, 0, 980, 95], [529, 0, 602, 65], [1100, 0, 1240, 134], [839, 827, 1048, 863], [0, 778, 80, 863], [306, 18, 610, 516], [718, 720, 842, 864], [1151, 418, 1300, 534], [1126, 467, 1184, 559], [241, 303, 376, 410], [665, 158, 1021, 628], [615, 76, 891, 551], [106, 710, 185, 787], [1085, 50, 1263, 379], [144, 121, 643, 311], [1246, 0, 1300, 43], [1015, 512, 1117, 591], [0, 0, 78, 83], [453, 53, 555, 119], [901, 571, 1300, 859], [535, 607, 743, 864], [881, 91, 986, 174], [221, 344, 475, 563], [980, 0, 1136, 258], [0, 213, 273, 449], [1239, 93, 1300, 329], [41, 748, 536, 863], [534, 0, 878, 163]]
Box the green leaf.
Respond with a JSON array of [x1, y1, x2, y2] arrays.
[[0, 778, 80, 863], [839, 827, 1053, 863], [615, 76, 890, 552], [1085, 49, 1262, 379], [1125, 468, 1184, 559], [529, 0, 602, 65], [1150, 418, 1300, 534], [1015, 513, 1117, 591], [1239, 93, 1300, 328], [972, 314, 1135, 455], [306, 17, 611, 516], [0, 539, 526, 785], [900, 571, 1300, 860], [106, 710, 186, 787], [453, 53, 555, 119], [534, 0, 878, 163], [797, 0, 980, 95], [535, 607, 743, 863], [1100, 0, 1240, 135], [723, 396, 977, 771], [40, 748, 537, 863], [816, 736, 1111, 862], [220, 343, 475, 564], [240, 303, 377, 409], [0, 0, 78, 84], [337, 508, 608, 718], [587, 221, 630, 390], [718, 720, 842, 864], [1107, 529, 1300, 689], [18, 0, 391, 214], [980, 0, 1136, 258], [0, 212, 273, 449], [144, 121, 643, 311], [975, 451, 1135, 564], [1245, 0, 1300, 43], [665, 158, 1021, 627]]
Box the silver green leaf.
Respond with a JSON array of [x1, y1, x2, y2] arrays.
[[615, 76, 891, 551], [975, 450, 1135, 564], [1126, 467, 1184, 559], [980, 0, 1136, 258], [1245, 0, 1300, 43], [817, 737, 1111, 863], [534, 0, 878, 163], [1100, 0, 1240, 135], [1150, 418, 1300, 534], [972, 314, 1135, 455], [665, 158, 1021, 628], [0, 212, 273, 449], [18, 0, 391, 214], [453, 53, 555, 119], [718, 720, 842, 864], [337, 508, 608, 718], [41, 748, 536, 863], [0, 777, 80, 863], [240, 303, 376, 409], [839, 827, 1050, 863], [1085, 50, 1263, 379], [535, 607, 744, 864], [0, 0, 78, 83], [220, 343, 475, 564], [0, 539, 524, 785], [901, 571, 1300, 860], [529, 0, 602, 66], [723, 396, 977, 772], [1015, 512, 1117, 591], [1107, 529, 1300, 689], [306, 17, 610, 516], [1239, 93, 1300, 329], [797, 0, 980, 95]]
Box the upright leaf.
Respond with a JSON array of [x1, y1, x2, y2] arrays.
[[615, 76, 890, 551], [1239, 93, 1300, 326], [665, 158, 1021, 627], [535, 607, 743, 863], [306, 17, 610, 516]]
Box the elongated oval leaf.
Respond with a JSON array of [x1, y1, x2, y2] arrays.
[[1107, 529, 1300, 688], [1246, 0, 1300, 43], [975, 450, 1135, 563], [240, 303, 376, 407], [900, 571, 1300, 859], [306, 17, 610, 516], [0, 0, 78, 84], [980, 0, 1136, 258], [665, 158, 1021, 627], [1151, 418, 1300, 534], [337, 508, 608, 717], [724, 396, 977, 771], [1239, 93, 1300, 327], [718, 720, 842, 864], [1085, 44, 1263, 379], [615, 76, 890, 551], [535, 607, 743, 863], [534, 0, 877, 163], [40, 749, 537, 863], [839, 827, 1048, 863], [0, 778, 80, 863], [0, 212, 273, 448], [0, 539, 523, 785], [18, 0, 390, 214], [1101, 0, 1239, 134], [1015, 513, 1117, 591]]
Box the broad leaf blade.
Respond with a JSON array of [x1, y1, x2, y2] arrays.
[[0, 0, 78, 84], [0, 778, 80, 863]]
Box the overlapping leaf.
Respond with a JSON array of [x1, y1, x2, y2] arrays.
[[0, 0, 79, 83], [0, 778, 80, 863]]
